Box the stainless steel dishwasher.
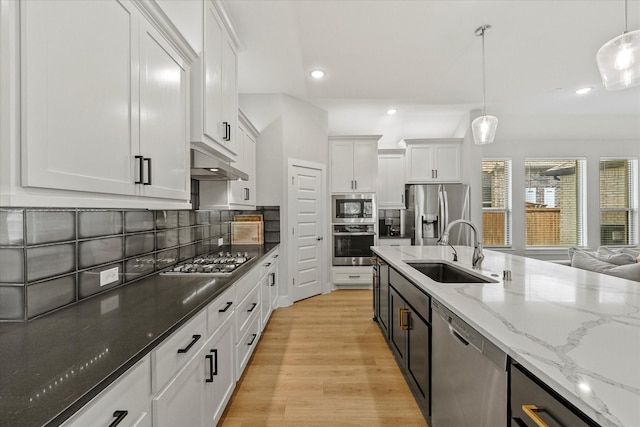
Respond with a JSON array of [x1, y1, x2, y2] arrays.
[[431, 299, 508, 427]]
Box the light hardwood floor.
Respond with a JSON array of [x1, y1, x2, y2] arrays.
[[219, 289, 428, 427]]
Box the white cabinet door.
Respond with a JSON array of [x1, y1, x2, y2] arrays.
[[405, 142, 461, 183], [260, 270, 272, 327], [353, 141, 377, 192], [244, 133, 257, 206], [222, 37, 238, 155], [331, 139, 378, 193], [62, 356, 152, 427], [152, 346, 206, 427], [433, 144, 461, 182], [202, 0, 224, 146], [378, 153, 405, 208], [192, 1, 238, 162], [331, 141, 356, 192], [406, 144, 435, 183], [204, 316, 236, 426], [21, 0, 138, 196], [139, 20, 189, 201]]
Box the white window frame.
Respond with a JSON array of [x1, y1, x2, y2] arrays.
[[481, 158, 512, 248], [523, 157, 587, 249], [599, 157, 638, 247]]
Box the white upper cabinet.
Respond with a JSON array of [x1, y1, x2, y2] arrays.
[[138, 19, 190, 200], [405, 139, 462, 183], [199, 111, 258, 209], [11, 0, 194, 207], [191, 0, 239, 161], [21, 0, 139, 197], [377, 150, 406, 209], [330, 137, 379, 193]]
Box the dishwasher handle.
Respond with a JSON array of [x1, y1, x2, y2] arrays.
[[449, 326, 470, 346]]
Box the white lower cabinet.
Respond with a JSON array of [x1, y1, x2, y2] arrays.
[[62, 356, 152, 427], [153, 316, 235, 427], [331, 266, 372, 285], [235, 313, 260, 380], [64, 247, 280, 427], [204, 317, 235, 426]]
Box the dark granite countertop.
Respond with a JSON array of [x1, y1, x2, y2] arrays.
[[0, 244, 279, 427]]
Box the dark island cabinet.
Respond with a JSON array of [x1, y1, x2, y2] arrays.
[[372, 256, 390, 338], [388, 269, 431, 420], [510, 363, 600, 427]]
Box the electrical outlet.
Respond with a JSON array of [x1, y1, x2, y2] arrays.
[[218, 237, 224, 246], [100, 267, 119, 287]]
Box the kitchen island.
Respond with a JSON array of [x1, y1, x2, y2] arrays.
[[371, 245, 639, 427], [0, 244, 279, 427]]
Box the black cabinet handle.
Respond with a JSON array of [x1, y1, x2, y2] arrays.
[[218, 302, 233, 313], [263, 262, 272, 267], [269, 272, 276, 286], [143, 157, 152, 185], [109, 410, 128, 427], [223, 121, 230, 141], [177, 334, 201, 354], [247, 333, 257, 346], [205, 349, 218, 382], [134, 156, 143, 184], [247, 302, 257, 312], [273, 254, 279, 259]]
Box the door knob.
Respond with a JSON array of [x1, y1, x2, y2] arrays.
[[316, 237, 323, 241]]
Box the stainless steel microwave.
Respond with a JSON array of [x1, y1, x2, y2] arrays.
[[332, 194, 376, 223]]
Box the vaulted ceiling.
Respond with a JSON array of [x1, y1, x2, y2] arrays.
[[225, 0, 640, 143]]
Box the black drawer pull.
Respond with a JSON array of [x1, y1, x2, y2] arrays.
[[109, 410, 128, 427], [263, 262, 272, 267], [247, 302, 257, 312], [269, 272, 276, 286], [218, 302, 232, 313], [177, 334, 201, 354], [247, 333, 257, 346], [205, 349, 218, 382]]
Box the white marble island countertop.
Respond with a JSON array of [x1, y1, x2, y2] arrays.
[[371, 245, 640, 427]]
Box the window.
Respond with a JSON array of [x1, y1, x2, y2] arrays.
[[600, 159, 638, 246], [482, 159, 511, 246], [524, 159, 586, 247]]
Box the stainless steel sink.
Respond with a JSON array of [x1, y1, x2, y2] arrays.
[[406, 262, 494, 283]]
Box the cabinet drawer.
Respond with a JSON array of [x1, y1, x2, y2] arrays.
[[235, 283, 260, 340], [153, 310, 207, 392], [332, 267, 371, 284], [62, 356, 151, 427], [207, 284, 236, 336], [235, 264, 261, 303], [235, 313, 260, 380], [510, 363, 598, 427], [389, 268, 430, 320]]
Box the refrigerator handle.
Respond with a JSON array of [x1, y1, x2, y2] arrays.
[[420, 215, 424, 240], [438, 191, 445, 238]]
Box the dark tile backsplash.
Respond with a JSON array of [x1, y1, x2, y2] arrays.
[[0, 206, 280, 321]]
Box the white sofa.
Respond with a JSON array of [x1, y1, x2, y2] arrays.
[[569, 246, 640, 282]]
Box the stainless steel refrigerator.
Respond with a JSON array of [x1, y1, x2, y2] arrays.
[[402, 184, 472, 246]]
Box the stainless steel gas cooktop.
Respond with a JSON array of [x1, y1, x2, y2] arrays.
[[161, 252, 252, 277]]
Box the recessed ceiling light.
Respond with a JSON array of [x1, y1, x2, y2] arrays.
[[575, 87, 592, 95], [310, 70, 325, 79], [387, 108, 398, 115]]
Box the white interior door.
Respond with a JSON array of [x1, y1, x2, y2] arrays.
[[290, 164, 324, 302]]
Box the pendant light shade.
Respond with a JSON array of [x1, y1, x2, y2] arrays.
[[472, 115, 498, 145], [597, 0, 640, 90], [473, 25, 498, 145]]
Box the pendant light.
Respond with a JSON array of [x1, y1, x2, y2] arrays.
[[472, 25, 498, 145], [596, 0, 640, 90]]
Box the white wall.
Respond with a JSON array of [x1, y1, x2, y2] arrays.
[[239, 94, 329, 305]]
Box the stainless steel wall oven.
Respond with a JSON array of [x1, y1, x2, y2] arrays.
[[332, 224, 375, 266]]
